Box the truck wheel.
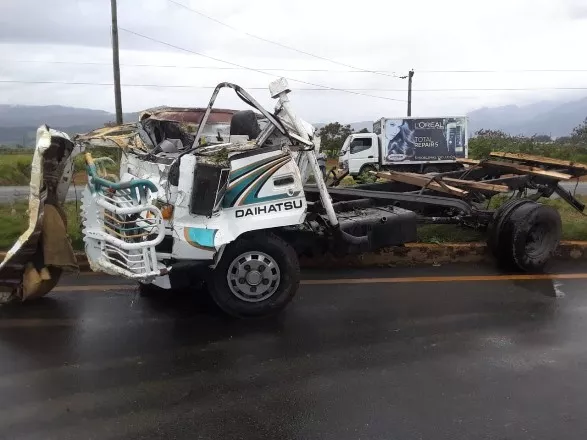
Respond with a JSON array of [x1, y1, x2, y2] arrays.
[[423, 165, 440, 174], [208, 233, 300, 318], [359, 164, 377, 175], [487, 199, 533, 257], [489, 200, 561, 272]]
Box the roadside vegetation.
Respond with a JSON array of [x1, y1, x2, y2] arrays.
[[417, 196, 587, 243], [0, 146, 120, 186], [0, 153, 35, 185], [0, 201, 83, 250]]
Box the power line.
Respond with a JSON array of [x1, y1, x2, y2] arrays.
[[4, 59, 399, 73], [2, 80, 587, 92], [117, 27, 406, 102], [165, 0, 404, 79], [419, 69, 587, 73], [7, 60, 587, 75]]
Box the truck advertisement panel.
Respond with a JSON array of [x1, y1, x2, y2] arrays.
[[377, 117, 467, 164]]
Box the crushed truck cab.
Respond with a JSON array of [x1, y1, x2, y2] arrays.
[[0, 79, 418, 316]]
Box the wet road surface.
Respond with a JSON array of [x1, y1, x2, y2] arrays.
[[2, 262, 587, 439]]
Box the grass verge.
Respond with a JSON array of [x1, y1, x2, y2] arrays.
[[0, 201, 83, 250], [0, 154, 34, 185], [0, 150, 117, 186]]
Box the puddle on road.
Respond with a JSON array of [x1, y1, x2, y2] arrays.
[[552, 280, 566, 298]]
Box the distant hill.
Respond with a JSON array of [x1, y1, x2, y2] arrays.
[[0, 105, 137, 146], [467, 97, 587, 138]]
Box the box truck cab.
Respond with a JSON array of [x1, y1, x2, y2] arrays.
[[339, 117, 468, 176]]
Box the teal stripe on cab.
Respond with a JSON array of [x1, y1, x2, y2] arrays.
[[186, 228, 217, 248], [229, 154, 287, 182], [223, 155, 288, 207], [241, 159, 291, 206]]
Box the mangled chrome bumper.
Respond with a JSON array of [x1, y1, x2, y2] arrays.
[[80, 155, 168, 280]]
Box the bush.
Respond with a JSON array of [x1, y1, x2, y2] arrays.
[[468, 129, 587, 163]]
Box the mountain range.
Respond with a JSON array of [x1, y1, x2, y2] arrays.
[[467, 97, 587, 137], [1, 96, 586, 146], [0, 105, 138, 146]]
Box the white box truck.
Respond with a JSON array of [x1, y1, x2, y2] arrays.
[[338, 116, 468, 176]]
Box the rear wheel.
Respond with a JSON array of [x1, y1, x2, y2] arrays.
[[489, 200, 561, 272], [208, 233, 300, 317]]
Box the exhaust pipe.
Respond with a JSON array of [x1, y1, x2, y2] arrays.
[[336, 226, 370, 248]]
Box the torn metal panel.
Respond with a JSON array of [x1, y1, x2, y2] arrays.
[[0, 126, 78, 303], [139, 107, 237, 124], [196, 141, 261, 168], [75, 123, 148, 152]]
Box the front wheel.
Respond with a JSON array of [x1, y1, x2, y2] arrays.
[[208, 233, 300, 317], [359, 164, 377, 175]]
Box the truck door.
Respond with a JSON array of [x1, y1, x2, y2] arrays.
[[348, 134, 376, 175]]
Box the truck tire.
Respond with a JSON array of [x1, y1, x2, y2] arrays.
[[423, 165, 440, 174], [208, 232, 300, 318], [487, 198, 534, 257], [489, 200, 561, 272], [359, 164, 377, 175]]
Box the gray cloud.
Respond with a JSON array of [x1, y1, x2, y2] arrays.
[[569, 3, 587, 19], [0, 0, 586, 124]]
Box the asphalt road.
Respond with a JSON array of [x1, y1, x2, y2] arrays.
[[2, 262, 587, 439], [1, 182, 586, 204]]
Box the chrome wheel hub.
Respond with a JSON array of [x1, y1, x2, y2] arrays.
[[227, 251, 281, 302]]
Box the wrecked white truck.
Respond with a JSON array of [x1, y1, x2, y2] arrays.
[[1, 78, 584, 317]]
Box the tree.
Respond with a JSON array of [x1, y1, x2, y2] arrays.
[[358, 128, 370, 133], [317, 122, 354, 157], [468, 129, 513, 159], [532, 134, 552, 143], [571, 118, 587, 145]]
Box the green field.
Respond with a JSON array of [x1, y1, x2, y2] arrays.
[[0, 151, 114, 186], [0, 197, 585, 251], [0, 201, 83, 250], [0, 153, 34, 185]]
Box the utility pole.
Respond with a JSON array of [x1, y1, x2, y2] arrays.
[[110, 0, 123, 124], [407, 69, 414, 117]]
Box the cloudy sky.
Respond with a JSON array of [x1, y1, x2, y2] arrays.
[[1, 0, 586, 123]]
